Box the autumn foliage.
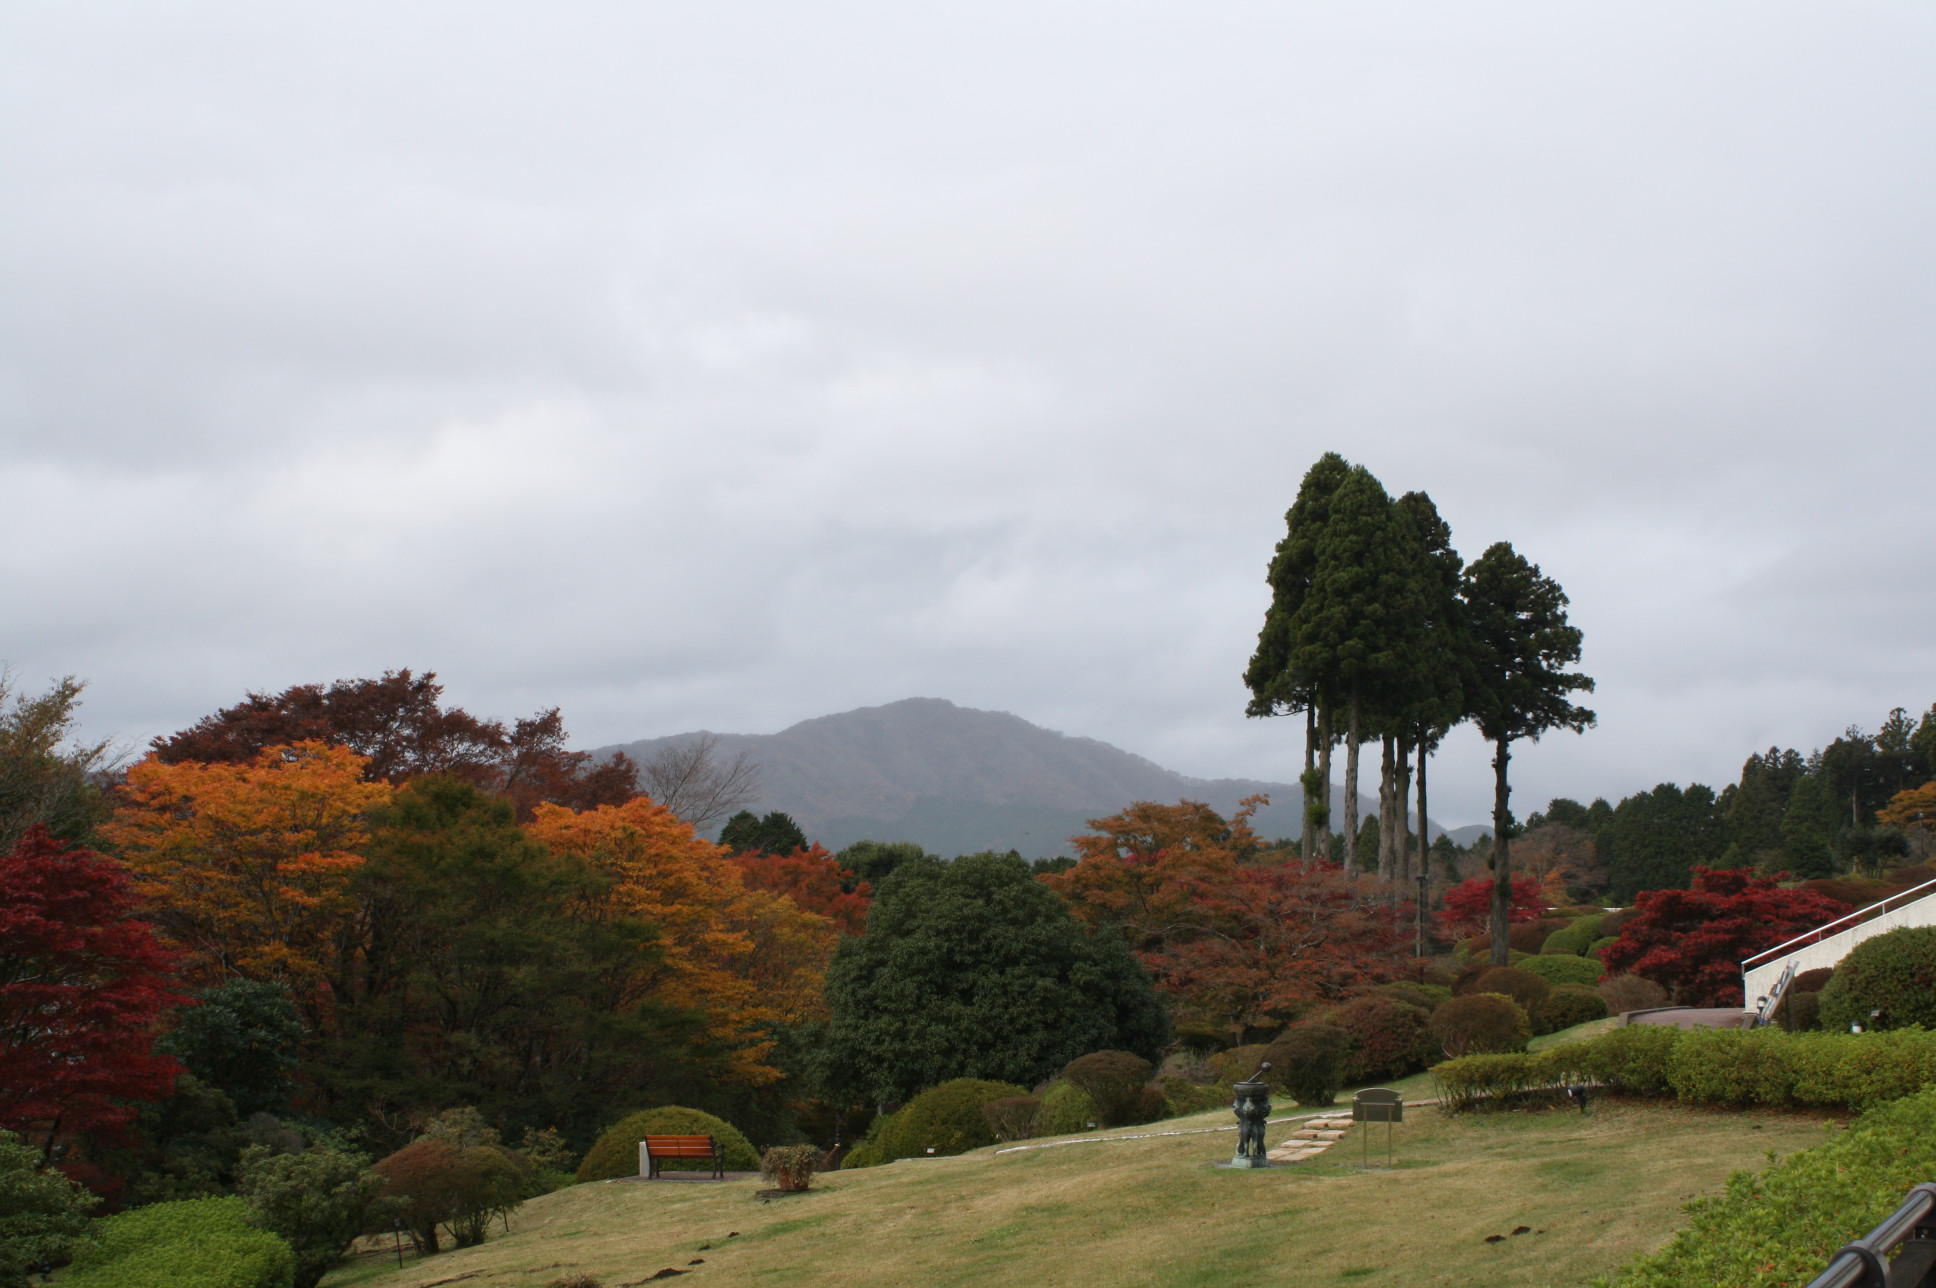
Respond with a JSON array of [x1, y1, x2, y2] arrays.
[[102, 742, 390, 1004], [1047, 798, 1413, 1035], [1438, 875, 1545, 940], [727, 843, 870, 935], [0, 827, 187, 1146], [1600, 866, 1853, 1006]]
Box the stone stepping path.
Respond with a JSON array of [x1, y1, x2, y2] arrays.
[[1265, 1100, 1439, 1165]]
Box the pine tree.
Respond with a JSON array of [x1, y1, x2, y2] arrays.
[[1461, 543, 1595, 966]]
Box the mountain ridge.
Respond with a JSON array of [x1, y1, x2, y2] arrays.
[[598, 697, 1481, 858]]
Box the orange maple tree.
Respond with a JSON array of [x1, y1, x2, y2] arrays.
[[526, 797, 837, 1083], [1047, 797, 1411, 1034], [1879, 781, 1936, 831], [101, 742, 391, 1005], [726, 843, 870, 935]]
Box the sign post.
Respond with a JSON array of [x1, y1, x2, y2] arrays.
[[1351, 1088, 1403, 1169]]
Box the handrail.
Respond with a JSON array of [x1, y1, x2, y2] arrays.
[[1743, 876, 1936, 970], [1803, 1181, 1936, 1288]]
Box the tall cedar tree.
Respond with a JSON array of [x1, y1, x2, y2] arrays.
[[1460, 543, 1595, 966], [825, 851, 1170, 1103], [1393, 492, 1467, 895], [151, 669, 638, 819], [1246, 452, 1354, 858], [0, 828, 188, 1156], [1291, 467, 1431, 875], [1599, 868, 1851, 1006], [0, 673, 113, 851]]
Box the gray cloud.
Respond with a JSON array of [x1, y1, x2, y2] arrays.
[[4, 3, 1933, 826]]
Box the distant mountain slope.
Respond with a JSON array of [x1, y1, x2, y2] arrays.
[[600, 697, 1463, 859]]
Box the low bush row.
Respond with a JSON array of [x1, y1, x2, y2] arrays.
[[1433, 1023, 1936, 1113], [64, 1196, 294, 1288], [1600, 1084, 1936, 1287]]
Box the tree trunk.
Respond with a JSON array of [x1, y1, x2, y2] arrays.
[[1394, 732, 1413, 886], [1416, 738, 1430, 890], [1490, 739, 1513, 968], [1317, 703, 1334, 860], [1301, 706, 1318, 859], [1343, 690, 1361, 877], [1376, 734, 1395, 884]]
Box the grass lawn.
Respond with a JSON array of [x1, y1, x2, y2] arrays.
[[322, 1086, 1831, 1287]]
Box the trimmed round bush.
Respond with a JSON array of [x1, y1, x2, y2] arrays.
[[1156, 1074, 1229, 1117], [873, 1079, 1027, 1160], [1777, 990, 1822, 1032], [1791, 967, 1836, 995], [576, 1107, 759, 1182], [1209, 1043, 1271, 1087], [1539, 915, 1605, 957], [1032, 1080, 1099, 1136], [1517, 954, 1602, 989], [1060, 1051, 1155, 1127], [1533, 984, 1609, 1034], [1467, 967, 1550, 1013], [1598, 973, 1669, 1014], [1430, 994, 1531, 1057], [1323, 995, 1436, 1083], [981, 1096, 1042, 1141], [1587, 936, 1618, 959], [1264, 1022, 1350, 1107], [66, 1196, 294, 1288], [1820, 926, 1936, 1032]]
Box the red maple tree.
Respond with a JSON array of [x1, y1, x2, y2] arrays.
[[1438, 876, 1546, 940], [727, 844, 871, 936], [0, 827, 188, 1154], [1600, 866, 1852, 1006]]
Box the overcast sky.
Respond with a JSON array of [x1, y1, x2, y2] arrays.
[[4, 3, 1932, 827]]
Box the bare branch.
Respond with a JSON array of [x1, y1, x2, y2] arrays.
[[638, 732, 762, 831]]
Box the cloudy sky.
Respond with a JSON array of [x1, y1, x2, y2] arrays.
[[4, 3, 1932, 827]]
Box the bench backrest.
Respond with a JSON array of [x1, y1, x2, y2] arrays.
[[642, 1135, 716, 1157]]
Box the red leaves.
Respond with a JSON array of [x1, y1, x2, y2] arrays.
[[1438, 876, 1546, 940], [0, 827, 187, 1143], [1600, 866, 1853, 1007], [726, 845, 870, 936]]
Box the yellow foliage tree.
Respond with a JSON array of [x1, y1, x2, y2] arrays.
[[526, 797, 835, 1083], [102, 742, 391, 1002], [1879, 781, 1936, 831]]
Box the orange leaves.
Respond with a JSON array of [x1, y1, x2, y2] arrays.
[[527, 798, 837, 1084], [102, 742, 390, 1000], [727, 845, 870, 936], [1879, 781, 1936, 831]]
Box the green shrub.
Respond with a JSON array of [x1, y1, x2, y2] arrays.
[[1791, 967, 1836, 994], [1468, 967, 1550, 1012], [1173, 1024, 1231, 1053], [1155, 1075, 1229, 1118], [1264, 1023, 1350, 1107], [1059, 1051, 1155, 1127], [1208, 1044, 1270, 1087], [1819, 926, 1936, 1032], [236, 1143, 388, 1288], [66, 1196, 294, 1288], [1431, 994, 1532, 1058], [1601, 1085, 1936, 1287], [1776, 989, 1822, 1032], [1533, 985, 1609, 1034], [575, 1107, 759, 1182], [759, 1145, 821, 1192], [981, 1096, 1042, 1141], [1565, 1023, 1681, 1097], [1032, 1081, 1099, 1136], [873, 1079, 1027, 1160], [1322, 995, 1436, 1083], [1587, 936, 1618, 959], [1379, 981, 1452, 1011], [0, 1130, 95, 1288], [1666, 1027, 1799, 1107], [1518, 954, 1602, 989], [1540, 915, 1605, 956]]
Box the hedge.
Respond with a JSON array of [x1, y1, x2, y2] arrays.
[[1540, 915, 1605, 957], [1518, 954, 1603, 989], [1601, 1085, 1936, 1287], [871, 1079, 1028, 1162], [1819, 925, 1936, 1032], [1434, 1024, 1936, 1113], [576, 1107, 759, 1181], [66, 1197, 294, 1288], [1032, 1080, 1099, 1136]]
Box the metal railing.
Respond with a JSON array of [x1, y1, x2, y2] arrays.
[[1805, 1183, 1936, 1288], [1742, 876, 1936, 971]]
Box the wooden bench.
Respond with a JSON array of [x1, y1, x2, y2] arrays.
[[638, 1134, 723, 1180]]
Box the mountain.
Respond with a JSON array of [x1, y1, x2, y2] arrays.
[[599, 697, 1470, 859]]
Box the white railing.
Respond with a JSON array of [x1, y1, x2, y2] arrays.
[[1742, 875, 1936, 971]]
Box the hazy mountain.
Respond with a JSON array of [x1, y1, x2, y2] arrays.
[[600, 697, 1475, 859]]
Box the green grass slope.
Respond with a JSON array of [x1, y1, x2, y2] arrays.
[[322, 1094, 1829, 1288]]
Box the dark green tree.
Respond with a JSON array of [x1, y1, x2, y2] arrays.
[[1290, 466, 1431, 874], [1391, 490, 1468, 889], [1602, 784, 1727, 902], [823, 852, 1170, 1104], [1244, 451, 1355, 857], [0, 1129, 94, 1287], [1780, 771, 1843, 878], [1460, 543, 1595, 965], [718, 809, 808, 855], [236, 1142, 390, 1288], [157, 980, 305, 1118], [833, 840, 930, 892]]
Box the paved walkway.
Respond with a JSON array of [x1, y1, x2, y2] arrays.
[[990, 1099, 1440, 1166]]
